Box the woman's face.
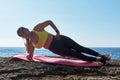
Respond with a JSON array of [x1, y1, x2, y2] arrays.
[[18, 28, 30, 39]]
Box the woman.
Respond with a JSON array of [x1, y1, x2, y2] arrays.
[[17, 20, 110, 65]]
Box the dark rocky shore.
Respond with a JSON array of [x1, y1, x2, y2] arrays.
[[0, 57, 120, 80]]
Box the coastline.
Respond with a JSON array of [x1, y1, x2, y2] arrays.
[[0, 57, 120, 80]]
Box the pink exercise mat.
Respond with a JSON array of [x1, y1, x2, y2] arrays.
[[10, 54, 101, 67]]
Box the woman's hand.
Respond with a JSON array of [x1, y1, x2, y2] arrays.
[[26, 54, 33, 61], [55, 30, 61, 40], [25, 39, 34, 61]]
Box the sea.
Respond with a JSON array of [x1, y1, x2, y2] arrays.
[[0, 47, 119, 60]]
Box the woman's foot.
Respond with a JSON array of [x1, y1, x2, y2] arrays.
[[102, 54, 111, 61], [99, 54, 111, 65], [100, 58, 107, 65]]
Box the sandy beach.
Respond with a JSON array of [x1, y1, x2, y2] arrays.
[[0, 57, 119, 80]]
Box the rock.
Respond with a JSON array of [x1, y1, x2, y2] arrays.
[[0, 57, 120, 80]]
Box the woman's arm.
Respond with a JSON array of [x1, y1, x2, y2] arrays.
[[25, 39, 35, 60], [34, 20, 60, 39], [34, 20, 59, 33]]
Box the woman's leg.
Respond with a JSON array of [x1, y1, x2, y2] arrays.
[[66, 37, 111, 61], [62, 35, 110, 64], [49, 35, 97, 61], [48, 35, 109, 64], [62, 35, 101, 57], [63, 48, 97, 61]]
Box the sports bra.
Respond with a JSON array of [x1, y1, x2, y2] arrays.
[[32, 30, 48, 48]]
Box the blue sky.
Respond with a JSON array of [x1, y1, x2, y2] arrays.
[[0, 0, 120, 47]]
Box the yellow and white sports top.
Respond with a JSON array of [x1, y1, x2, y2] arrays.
[[32, 30, 48, 48]]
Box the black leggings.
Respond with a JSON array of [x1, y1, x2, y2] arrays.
[[48, 35, 100, 61]]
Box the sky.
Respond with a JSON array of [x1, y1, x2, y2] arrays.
[[0, 0, 120, 47]]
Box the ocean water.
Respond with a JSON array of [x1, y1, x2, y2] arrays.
[[0, 47, 119, 60]]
